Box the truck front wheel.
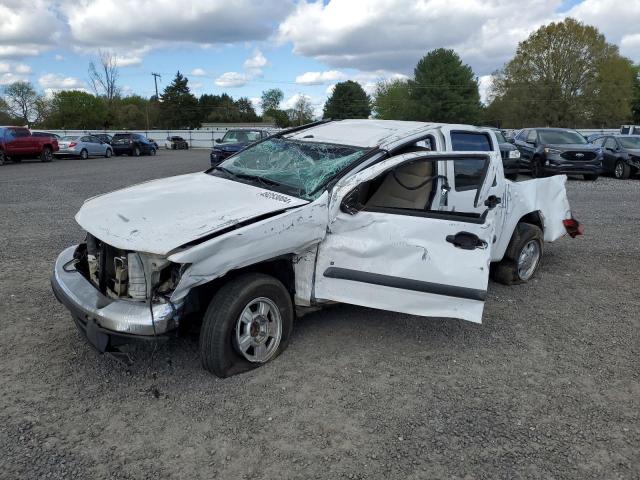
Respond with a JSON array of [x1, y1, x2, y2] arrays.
[[491, 223, 544, 285], [40, 147, 53, 162], [0, 150, 5, 166], [199, 273, 293, 378]]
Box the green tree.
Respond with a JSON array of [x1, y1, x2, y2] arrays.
[[488, 18, 635, 128], [0, 97, 14, 124], [631, 65, 640, 124], [373, 79, 413, 119], [323, 80, 371, 119], [409, 48, 481, 123], [261, 88, 284, 112], [46, 91, 107, 129], [160, 71, 199, 128], [3, 81, 43, 124]]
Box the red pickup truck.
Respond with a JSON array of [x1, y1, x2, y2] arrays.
[[0, 126, 59, 165]]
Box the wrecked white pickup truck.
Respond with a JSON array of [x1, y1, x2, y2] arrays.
[[51, 120, 582, 377]]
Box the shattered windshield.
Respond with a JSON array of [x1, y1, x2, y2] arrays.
[[213, 138, 367, 199]]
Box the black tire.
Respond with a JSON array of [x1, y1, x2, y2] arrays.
[[491, 223, 544, 285], [0, 150, 5, 166], [79, 149, 88, 160], [583, 173, 598, 181], [614, 160, 630, 180], [199, 273, 294, 378], [531, 157, 545, 178], [171, 144, 176, 150], [41, 147, 53, 162], [149, 148, 156, 156], [105, 148, 112, 158], [133, 146, 140, 157]]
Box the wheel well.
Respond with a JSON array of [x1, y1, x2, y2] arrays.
[[43, 143, 53, 150], [183, 256, 296, 323], [518, 211, 543, 231]]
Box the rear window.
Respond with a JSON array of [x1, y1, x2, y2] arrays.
[[113, 134, 131, 140], [451, 132, 492, 151], [454, 158, 487, 191]]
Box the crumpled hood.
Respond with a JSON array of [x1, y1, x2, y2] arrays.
[[75, 173, 307, 255]]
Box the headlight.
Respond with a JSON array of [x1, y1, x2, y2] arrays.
[[544, 147, 562, 156], [508, 150, 521, 159]]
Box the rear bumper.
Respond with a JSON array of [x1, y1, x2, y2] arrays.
[[51, 246, 181, 350], [54, 148, 82, 156]]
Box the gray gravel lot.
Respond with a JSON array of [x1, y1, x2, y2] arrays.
[[1, 150, 638, 479]]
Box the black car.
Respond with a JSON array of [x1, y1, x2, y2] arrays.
[[210, 129, 270, 166], [111, 133, 157, 157], [591, 135, 640, 179], [488, 128, 520, 180], [513, 128, 602, 180], [92, 133, 112, 145], [166, 136, 189, 150]]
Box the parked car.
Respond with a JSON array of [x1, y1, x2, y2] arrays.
[[591, 135, 640, 179], [210, 129, 270, 166], [55, 135, 113, 159], [111, 133, 157, 156], [32, 131, 61, 140], [620, 125, 640, 135], [52, 119, 582, 377], [91, 133, 113, 145], [513, 127, 602, 180], [165, 136, 189, 150], [487, 127, 520, 180], [0, 126, 59, 165]]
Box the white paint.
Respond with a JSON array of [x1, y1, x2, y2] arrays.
[[75, 172, 308, 255]]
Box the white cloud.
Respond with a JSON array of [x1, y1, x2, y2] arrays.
[[55, 54, 65, 61], [15, 64, 32, 74], [0, 0, 60, 58], [0, 72, 28, 85], [0, 62, 10, 73], [278, 0, 640, 75], [295, 70, 347, 85], [191, 81, 204, 90], [249, 96, 262, 113], [243, 49, 268, 74], [214, 72, 249, 88], [191, 68, 207, 76], [38, 73, 87, 92], [478, 75, 494, 105]]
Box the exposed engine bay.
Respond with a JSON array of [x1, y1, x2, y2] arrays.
[[73, 233, 182, 302]]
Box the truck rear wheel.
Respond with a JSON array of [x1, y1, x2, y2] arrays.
[[491, 223, 544, 285], [41, 147, 53, 162], [0, 150, 5, 166], [199, 273, 293, 378]]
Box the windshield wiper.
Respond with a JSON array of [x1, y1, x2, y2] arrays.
[[214, 166, 282, 188]]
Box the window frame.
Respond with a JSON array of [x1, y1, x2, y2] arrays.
[[450, 130, 494, 153]]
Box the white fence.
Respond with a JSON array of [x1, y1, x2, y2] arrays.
[[39, 127, 279, 149]]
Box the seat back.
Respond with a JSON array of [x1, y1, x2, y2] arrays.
[[366, 161, 434, 210]]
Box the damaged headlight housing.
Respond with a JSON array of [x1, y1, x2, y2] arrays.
[[126, 252, 184, 301]]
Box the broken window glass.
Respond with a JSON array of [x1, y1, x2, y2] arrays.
[[215, 138, 367, 199]]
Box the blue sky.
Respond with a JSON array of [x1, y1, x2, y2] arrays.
[[1, 0, 638, 114]]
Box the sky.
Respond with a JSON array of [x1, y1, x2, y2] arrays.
[[1, 0, 639, 116]]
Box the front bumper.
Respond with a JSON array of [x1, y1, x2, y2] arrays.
[[543, 158, 602, 175], [51, 246, 181, 350]]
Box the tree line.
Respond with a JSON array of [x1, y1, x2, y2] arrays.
[[2, 18, 639, 131]]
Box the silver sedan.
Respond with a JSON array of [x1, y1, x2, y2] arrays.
[[54, 135, 113, 159]]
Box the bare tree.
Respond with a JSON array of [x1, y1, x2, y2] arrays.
[[287, 95, 315, 126], [88, 50, 120, 101], [3, 81, 40, 124]]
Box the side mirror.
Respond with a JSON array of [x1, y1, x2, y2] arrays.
[[340, 187, 364, 215], [215, 138, 222, 143]]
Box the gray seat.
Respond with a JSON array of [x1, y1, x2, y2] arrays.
[[366, 161, 434, 210]]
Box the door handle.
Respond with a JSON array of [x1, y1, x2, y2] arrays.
[[446, 232, 488, 250]]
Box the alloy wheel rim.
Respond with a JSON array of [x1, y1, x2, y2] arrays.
[[517, 240, 541, 281], [234, 297, 282, 363], [615, 162, 623, 178]]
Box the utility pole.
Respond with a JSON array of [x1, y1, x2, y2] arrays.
[[151, 73, 161, 99]]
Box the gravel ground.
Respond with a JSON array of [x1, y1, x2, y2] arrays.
[[1, 150, 638, 480]]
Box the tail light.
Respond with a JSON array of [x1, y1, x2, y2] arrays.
[[563, 218, 584, 238], [68, 142, 77, 148]]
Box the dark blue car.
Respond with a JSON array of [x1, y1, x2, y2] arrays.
[[210, 129, 271, 166]]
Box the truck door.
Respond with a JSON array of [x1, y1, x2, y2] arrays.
[[314, 152, 496, 323]]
